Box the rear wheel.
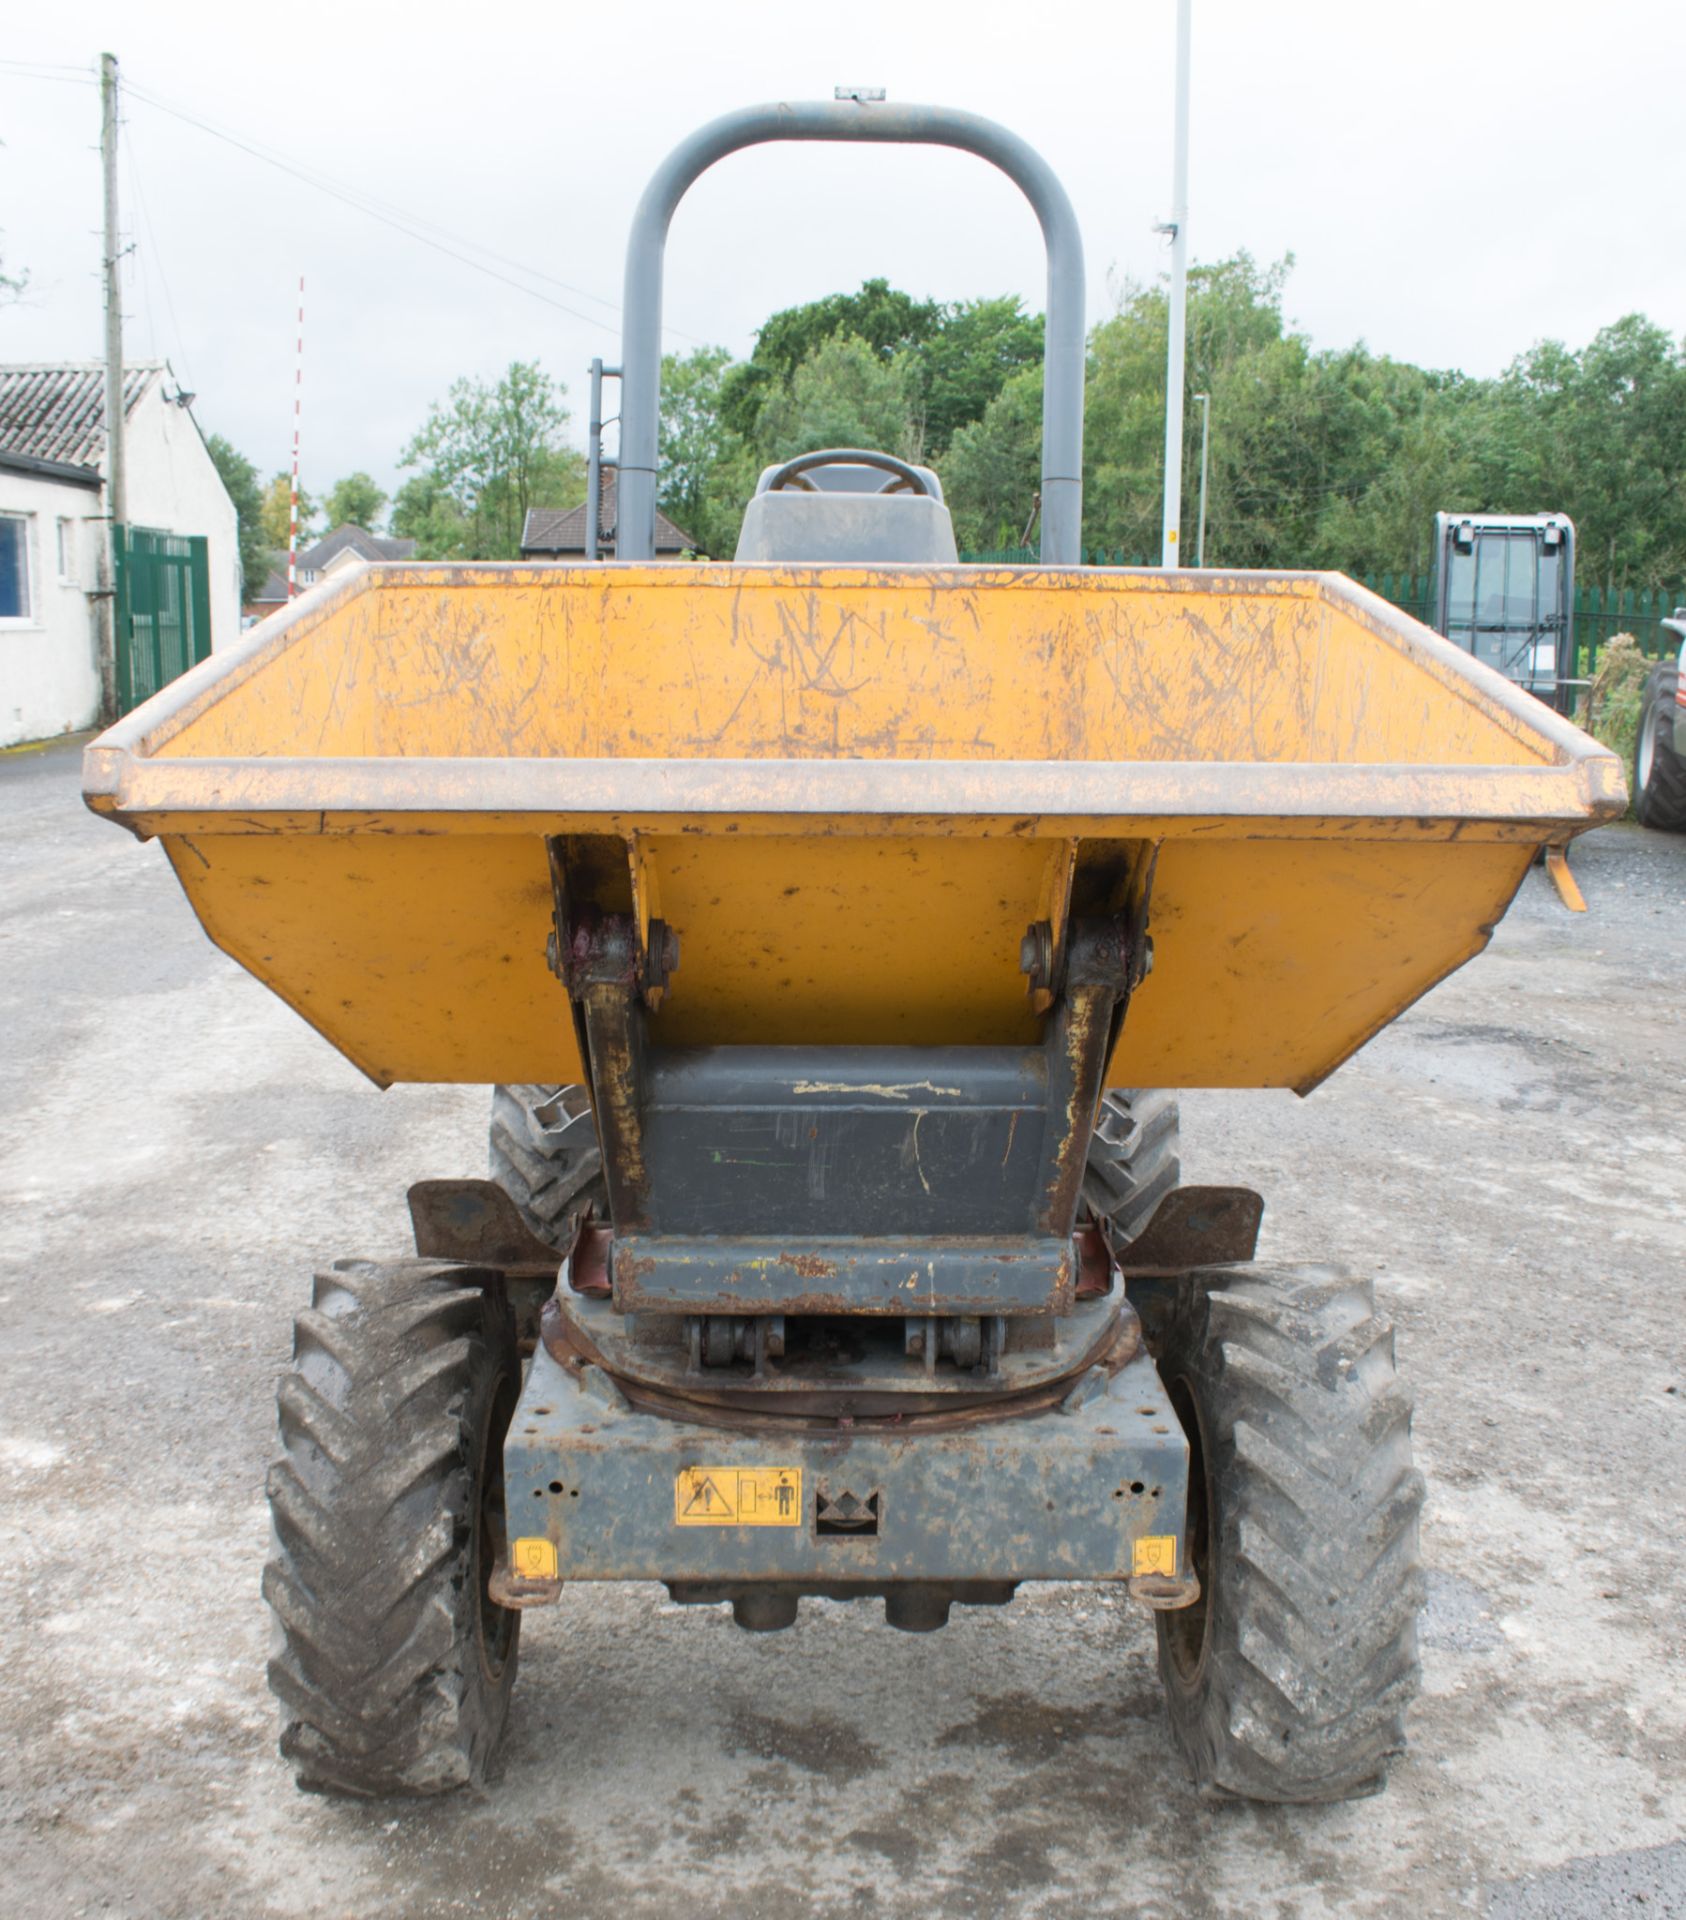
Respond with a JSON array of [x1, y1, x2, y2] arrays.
[[1153, 1263, 1424, 1803], [489, 1083, 605, 1249], [264, 1259, 521, 1797], [1083, 1089, 1180, 1247], [1634, 664, 1686, 831]]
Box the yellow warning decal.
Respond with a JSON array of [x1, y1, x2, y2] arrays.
[[511, 1537, 558, 1580], [675, 1466, 802, 1527], [1133, 1535, 1178, 1578]]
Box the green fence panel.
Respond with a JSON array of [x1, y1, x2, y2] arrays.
[[961, 547, 1166, 566], [1572, 585, 1683, 674], [113, 526, 214, 716]]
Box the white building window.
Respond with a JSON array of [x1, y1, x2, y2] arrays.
[[56, 516, 76, 584], [0, 514, 32, 622]]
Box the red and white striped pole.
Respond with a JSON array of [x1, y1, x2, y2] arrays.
[[288, 275, 304, 598]]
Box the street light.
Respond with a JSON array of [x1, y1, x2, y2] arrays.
[[1193, 391, 1210, 568], [1159, 0, 1192, 567]]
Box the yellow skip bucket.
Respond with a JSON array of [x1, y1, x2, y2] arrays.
[[83, 561, 1624, 1092]]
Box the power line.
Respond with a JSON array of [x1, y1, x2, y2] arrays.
[[122, 139, 159, 360], [128, 79, 627, 318], [121, 78, 703, 346], [0, 63, 98, 87], [121, 110, 194, 391], [122, 81, 616, 330], [3, 57, 714, 352]]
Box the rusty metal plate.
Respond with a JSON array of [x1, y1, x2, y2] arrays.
[[407, 1178, 563, 1274], [1114, 1185, 1264, 1273]]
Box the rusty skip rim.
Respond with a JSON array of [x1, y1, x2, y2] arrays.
[[81, 750, 1626, 835]]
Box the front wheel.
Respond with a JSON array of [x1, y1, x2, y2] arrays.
[[1153, 1263, 1425, 1803], [1634, 664, 1686, 831], [264, 1259, 522, 1796]]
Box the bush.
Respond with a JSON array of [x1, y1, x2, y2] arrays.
[[1577, 633, 1648, 807]]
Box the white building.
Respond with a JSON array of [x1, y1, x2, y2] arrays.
[[0, 362, 240, 749]]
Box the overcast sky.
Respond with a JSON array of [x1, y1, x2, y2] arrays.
[[3, 0, 1682, 507]]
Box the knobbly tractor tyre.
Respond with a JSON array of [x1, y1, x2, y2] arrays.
[[1634, 664, 1686, 831], [1083, 1088, 1181, 1246], [263, 1259, 522, 1797], [489, 1083, 606, 1249], [1152, 1263, 1425, 1803]]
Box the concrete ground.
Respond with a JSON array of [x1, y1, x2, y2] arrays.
[[2, 736, 1683, 1920]]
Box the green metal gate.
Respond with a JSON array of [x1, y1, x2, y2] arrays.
[[114, 526, 213, 716]]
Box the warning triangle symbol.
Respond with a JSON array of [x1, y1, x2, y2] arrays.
[[682, 1472, 735, 1519]]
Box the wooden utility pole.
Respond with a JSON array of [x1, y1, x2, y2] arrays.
[[98, 50, 124, 721]]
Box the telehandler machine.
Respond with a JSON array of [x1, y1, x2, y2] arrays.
[[83, 99, 1625, 1805]]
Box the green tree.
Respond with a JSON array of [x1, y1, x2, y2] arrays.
[[615, 259, 1686, 591], [1473, 317, 1686, 588], [659, 345, 738, 541], [720, 280, 941, 440], [322, 471, 388, 532], [720, 279, 1042, 458], [258, 472, 317, 551], [917, 295, 1043, 454], [1081, 276, 1183, 559], [1307, 362, 1484, 577], [389, 470, 472, 560], [754, 333, 919, 465], [1079, 253, 1478, 572], [941, 364, 1044, 550], [400, 361, 583, 560], [645, 282, 1047, 556], [205, 434, 270, 599]]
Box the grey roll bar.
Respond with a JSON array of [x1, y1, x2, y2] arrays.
[[616, 100, 1087, 565]]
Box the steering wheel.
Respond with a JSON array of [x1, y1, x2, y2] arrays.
[[764, 448, 936, 497]]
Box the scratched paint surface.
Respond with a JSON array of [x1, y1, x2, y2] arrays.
[[88, 565, 1623, 1088], [155, 801, 1535, 1089], [155, 567, 1550, 769]]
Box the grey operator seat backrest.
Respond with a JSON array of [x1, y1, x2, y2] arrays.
[[733, 456, 960, 564]]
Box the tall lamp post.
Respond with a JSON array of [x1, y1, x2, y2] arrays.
[[1193, 390, 1210, 568], [1158, 0, 1192, 567]]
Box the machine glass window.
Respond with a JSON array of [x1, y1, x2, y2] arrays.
[[1533, 544, 1563, 681], [1446, 544, 1477, 631], [1506, 535, 1538, 624], [1473, 533, 1510, 625], [1469, 536, 1511, 675], [1431, 513, 1576, 715], [1536, 543, 1560, 612], [0, 515, 31, 620]]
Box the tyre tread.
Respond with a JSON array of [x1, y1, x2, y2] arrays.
[[1082, 1088, 1182, 1246], [1635, 665, 1686, 831], [264, 1259, 519, 1798], [1156, 1261, 1425, 1803], [489, 1083, 606, 1246]]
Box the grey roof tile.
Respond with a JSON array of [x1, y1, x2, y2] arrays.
[[520, 470, 695, 555], [0, 362, 162, 470]]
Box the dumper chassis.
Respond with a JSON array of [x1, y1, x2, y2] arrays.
[[83, 98, 1626, 1810], [269, 1084, 1425, 1804]]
